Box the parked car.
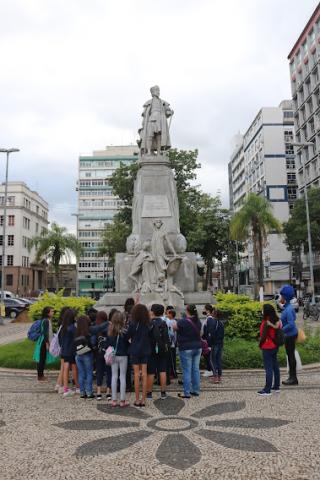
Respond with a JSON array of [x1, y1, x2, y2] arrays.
[[274, 293, 299, 313], [18, 297, 36, 305], [4, 298, 28, 319]]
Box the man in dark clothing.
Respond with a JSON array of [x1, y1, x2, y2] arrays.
[[147, 304, 170, 399], [203, 303, 224, 384]]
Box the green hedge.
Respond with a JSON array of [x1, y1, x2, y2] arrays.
[[1, 337, 319, 371], [216, 292, 275, 341], [29, 291, 95, 330]]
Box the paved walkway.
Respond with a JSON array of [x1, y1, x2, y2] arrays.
[[0, 320, 30, 346], [1, 368, 320, 479]]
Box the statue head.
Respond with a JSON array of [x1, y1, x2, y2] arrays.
[[153, 218, 163, 230], [150, 85, 160, 97], [142, 241, 151, 252]]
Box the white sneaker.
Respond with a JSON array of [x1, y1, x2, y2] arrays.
[[63, 389, 75, 398], [54, 384, 60, 392], [74, 388, 81, 394], [202, 370, 213, 377], [58, 387, 64, 394]]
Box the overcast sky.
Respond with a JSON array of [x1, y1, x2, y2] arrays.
[[0, 0, 318, 233]]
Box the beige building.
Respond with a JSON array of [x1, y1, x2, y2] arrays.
[[0, 182, 49, 295]]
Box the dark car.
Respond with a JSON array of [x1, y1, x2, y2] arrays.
[[4, 298, 28, 319]]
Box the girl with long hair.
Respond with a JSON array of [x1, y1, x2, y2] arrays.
[[55, 306, 70, 393], [33, 306, 54, 381], [127, 303, 151, 407], [108, 311, 129, 407], [258, 303, 281, 396], [94, 310, 111, 401], [59, 308, 78, 397]]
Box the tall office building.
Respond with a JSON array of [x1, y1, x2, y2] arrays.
[[288, 4, 320, 191], [77, 145, 139, 298], [0, 181, 49, 295], [288, 4, 320, 294], [229, 101, 297, 294]]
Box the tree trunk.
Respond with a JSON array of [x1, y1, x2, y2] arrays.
[[54, 264, 59, 292], [258, 228, 264, 290], [252, 230, 260, 299]]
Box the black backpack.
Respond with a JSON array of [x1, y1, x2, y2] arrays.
[[274, 328, 285, 347], [152, 320, 170, 355], [207, 317, 224, 344]]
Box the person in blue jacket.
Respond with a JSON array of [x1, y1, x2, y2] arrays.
[[280, 284, 299, 386]]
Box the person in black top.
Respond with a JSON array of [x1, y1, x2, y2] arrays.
[[94, 311, 110, 400], [204, 304, 224, 383], [35, 306, 54, 381], [147, 304, 170, 400], [124, 297, 135, 392], [127, 303, 151, 407]]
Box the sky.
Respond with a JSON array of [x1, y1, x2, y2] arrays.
[[0, 0, 318, 233]]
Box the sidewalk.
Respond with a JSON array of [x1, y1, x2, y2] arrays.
[[0, 320, 30, 346]]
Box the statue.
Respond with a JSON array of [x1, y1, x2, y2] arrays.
[[138, 85, 174, 155], [151, 218, 176, 282], [128, 241, 156, 293]]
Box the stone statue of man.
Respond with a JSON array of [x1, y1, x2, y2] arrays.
[[138, 85, 174, 155]]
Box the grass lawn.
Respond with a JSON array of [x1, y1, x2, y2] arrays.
[[0, 337, 319, 370], [0, 339, 60, 370]]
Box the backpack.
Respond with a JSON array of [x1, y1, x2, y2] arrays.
[[274, 328, 285, 347], [152, 320, 170, 355], [97, 336, 108, 355], [74, 335, 92, 356], [27, 319, 42, 342], [207, 317, 224, 345], [49, 326, 62, 357]]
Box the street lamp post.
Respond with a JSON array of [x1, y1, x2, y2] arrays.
[[290, 142, 315, 303], [0, 148, 20, 323], [71, 213, 79, 297]]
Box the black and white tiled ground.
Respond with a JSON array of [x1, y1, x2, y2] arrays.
[[1, 369, 320, 479]]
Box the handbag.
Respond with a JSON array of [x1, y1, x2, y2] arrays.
[[297, 328, 306, 344], [104, 335, 119, 366], [49, 326, 62, 357]]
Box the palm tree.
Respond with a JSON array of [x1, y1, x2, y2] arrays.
[[230, 193, 281, 297], [29, 222, 83, 291]]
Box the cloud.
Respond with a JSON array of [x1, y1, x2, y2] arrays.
[[0, 0, 317, 227]]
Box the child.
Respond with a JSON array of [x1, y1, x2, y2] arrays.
[[74, 315, 95, 399], [94, 311, 111, 401], [258, 304, 281, 396], [127, 303, 151, 407], [59, 309, 78, 397], [166, 309, 177, 379], [108, 311, 129, 407]]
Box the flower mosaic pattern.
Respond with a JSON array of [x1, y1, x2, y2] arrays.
[[55, 398, 290, 470]]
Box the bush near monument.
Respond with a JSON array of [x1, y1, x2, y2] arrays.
[[216, 292, 273, 341], [28, 291, 95, 330]]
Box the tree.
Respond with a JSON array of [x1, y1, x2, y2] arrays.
[[283, 187, 320, 254], [99, 219, 131, 265], [230, 193, 281, 297], [29, 222, 83, 291], [186, 194, 230, 289]]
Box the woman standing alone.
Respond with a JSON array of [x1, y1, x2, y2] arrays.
[[33, 306, 55, 381]]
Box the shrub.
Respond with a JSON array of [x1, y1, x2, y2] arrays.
[[28, 291, 95, 330]]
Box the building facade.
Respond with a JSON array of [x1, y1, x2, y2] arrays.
[[77, 145, 139, 298], [288, 4, 320, 295], [229, 101, 297, 294], [0, 182, 49, 295]]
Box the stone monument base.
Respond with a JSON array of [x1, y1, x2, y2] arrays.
[[94, 291, 213, 315]]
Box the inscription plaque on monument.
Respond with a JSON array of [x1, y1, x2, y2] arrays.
[[142, 195, 171, 218]]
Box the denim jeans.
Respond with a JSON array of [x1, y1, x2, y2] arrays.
[[111, 356, 128, 401], [76, 352, 93, 395], [179, 348, 201, 396], [262, 348, 280, 393], [210, 344, 223, 377]]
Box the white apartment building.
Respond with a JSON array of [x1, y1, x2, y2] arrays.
[[288, 4, 320, 294], [0, 182, 49, 295], [77, 145, 138, 298], [229, 101, 297, 294]]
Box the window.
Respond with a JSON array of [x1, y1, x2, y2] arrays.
[[22, 256, 29, 267], [41, 227, 47, 235], [35, 223, 39, 233], [6, 274, 13, 286], [22, 236, 29, 248], [23, 217, 30, 229], [0, 215, 3, 226], [287, 173, 297, 184], [7, 255, 13, 266], [285, 144, 294, 155], [0, 196, 15, 206], [286, 159, 296, 169], [8, 235, 14, 246], [8, 215, 15, 226], [0, 235, 2, 246], [288, 187, 297, 200], [284, 111, 294, 118], [0, 256, 2, 266], [36, 205, 39, 215]]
